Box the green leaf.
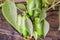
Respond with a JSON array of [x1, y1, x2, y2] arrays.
[[16, 4, 26, 10], [25, 17, 33, 37], [43, 20, 49, 37], [2, 1, 17, 28], [17, 14, 22, 34], [39, 10, 46, 21]]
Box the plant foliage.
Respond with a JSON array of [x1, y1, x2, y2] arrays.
[[1, 0, 60, 40]]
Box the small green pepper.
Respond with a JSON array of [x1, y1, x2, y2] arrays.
[[34, 17, 43, 37], [37, 0, 42, 9], [27, 0, 35, 16], [21, 15, 28, 37], [34, 0, 42, 17], [17, 14, 28, 37]]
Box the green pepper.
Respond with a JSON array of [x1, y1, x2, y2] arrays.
[[27, 0, 35, 16], [33, 0, 43, 37], [37, 0, 42, 9], [34, 17, 43, 37], [34, 0, 42, 17], [21, 15, 28, 37], [17, 14, 28, 37]]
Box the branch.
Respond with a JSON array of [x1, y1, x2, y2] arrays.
[[17, 7, 25, 12], [46, 1, 60, 11]]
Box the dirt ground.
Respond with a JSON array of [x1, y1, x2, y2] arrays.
[[0, 3, 59, 40]]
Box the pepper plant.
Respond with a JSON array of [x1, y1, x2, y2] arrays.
[[0, 0, 60, 40]]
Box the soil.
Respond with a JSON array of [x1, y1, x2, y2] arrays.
[[0, 4, 59, 40]]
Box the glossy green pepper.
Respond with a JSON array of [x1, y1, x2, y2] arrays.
[[27, 0, 35, 16], [37, 0, 42, 9], [34, 17, 43, 37], [17, 14, 28, 37], [21, 15, 28, 37], [34, 0, 42, 17]]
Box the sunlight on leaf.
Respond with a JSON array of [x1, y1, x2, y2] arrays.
[[2, 1, 17, 28]]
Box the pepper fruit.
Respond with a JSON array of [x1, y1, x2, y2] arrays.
[[33, 0, 43, 37], [21, 15, 28, 37], [27, 0, 35, 16], [34, 17, 43, 37], [34, 0, 42, 17], [17, 14, 28, 37]]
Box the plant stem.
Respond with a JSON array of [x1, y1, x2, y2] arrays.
[[46, 1, 60, 11], [17, 7, 25, 13]]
